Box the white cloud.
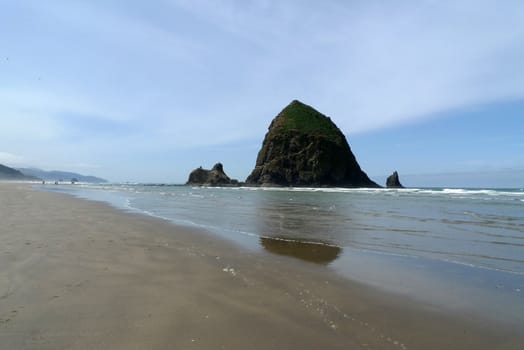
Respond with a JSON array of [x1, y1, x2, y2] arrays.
[[169, 0, 524, 133], [0, 87, 129, 143], [7, 0, 522, 138], [0, 152, 26, 167], [23, 1, 207, 63]]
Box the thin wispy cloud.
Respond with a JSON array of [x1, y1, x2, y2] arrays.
[[0, 152, 26, 167], [170, 0, 524, 131], [5, 1, 523, 133]]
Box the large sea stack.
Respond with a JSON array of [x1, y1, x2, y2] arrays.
[[246, 100, 379, 188]]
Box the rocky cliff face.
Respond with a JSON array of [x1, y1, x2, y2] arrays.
[[246, 100, 379, 188], [186, 163, 237, 186], [386, 171, 404, 188]]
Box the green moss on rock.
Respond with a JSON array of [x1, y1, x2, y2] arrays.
[[274, 100, 342, 140]]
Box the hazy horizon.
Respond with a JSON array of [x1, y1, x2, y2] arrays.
[[6, 164, 522, 189]]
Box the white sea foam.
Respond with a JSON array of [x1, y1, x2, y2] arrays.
[[233, 185, 524, 198]]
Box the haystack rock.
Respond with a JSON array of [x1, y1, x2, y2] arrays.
[[246, 100, 379, 188], [186, 163, 238, 186], [386, 171, 404, 188]]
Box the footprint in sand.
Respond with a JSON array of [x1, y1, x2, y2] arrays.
[[0, 309, 20, 326]]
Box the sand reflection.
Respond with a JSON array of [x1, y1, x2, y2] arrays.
[[260, 237, 342, 264]]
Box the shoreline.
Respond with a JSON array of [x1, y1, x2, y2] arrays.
[[1, 183, 522, 349], [41, 182, 524, 328]]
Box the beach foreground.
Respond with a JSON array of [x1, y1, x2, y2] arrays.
[[0, 183, 521, 349]]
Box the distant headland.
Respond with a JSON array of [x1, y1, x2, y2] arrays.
[[0, 164, 39, 181], [0, 164, 107, 183]]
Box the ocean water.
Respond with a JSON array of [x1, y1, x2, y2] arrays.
[[41, 184, 524, 325]]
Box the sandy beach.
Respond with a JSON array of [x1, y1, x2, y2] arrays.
[[0, 183, 521, 349]]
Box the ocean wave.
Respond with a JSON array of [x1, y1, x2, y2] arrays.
[[43, 183, 524, 277]]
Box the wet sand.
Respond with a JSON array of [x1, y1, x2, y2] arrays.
[[0, 183, 521, 349]]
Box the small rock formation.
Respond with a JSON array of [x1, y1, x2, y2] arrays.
[[246, 100, 379, 188], [186, 163, 238, 186], [386, 171, 404, 188]]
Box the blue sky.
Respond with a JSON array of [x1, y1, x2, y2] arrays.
[[1, 0, 523, 187]]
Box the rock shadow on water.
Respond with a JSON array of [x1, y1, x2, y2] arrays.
[[259, 237, 342, 265]]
